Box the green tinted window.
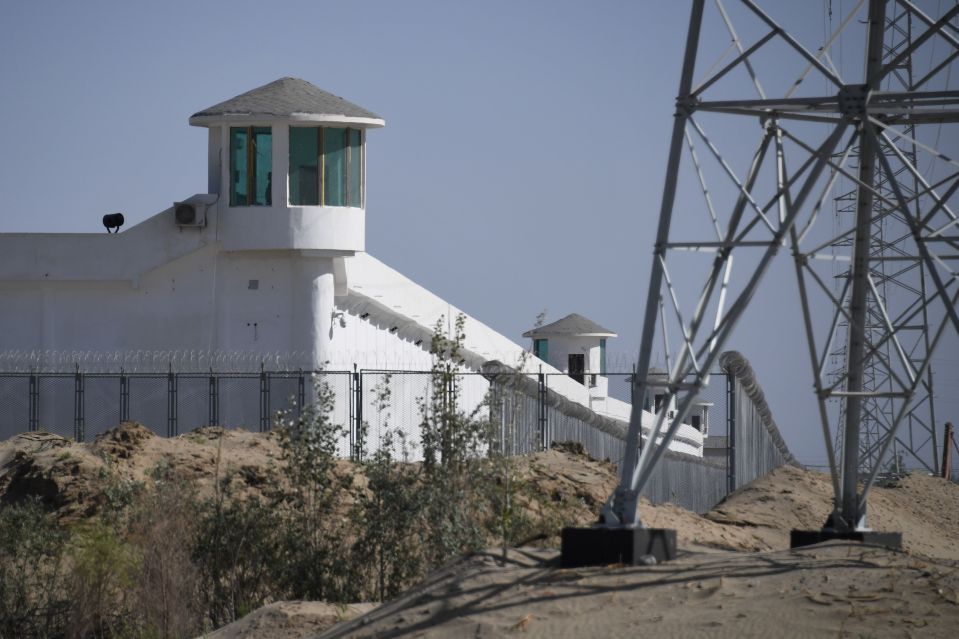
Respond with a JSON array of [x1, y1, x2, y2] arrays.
[[600, 338, 607, 375], [230, 127, 249, 206], [287, 126, 363, 207], [324, 127, 347, 206], [349, 128, 362, 206], [289, 127, 319, 205], [230, 126, 272, 206], [534, 339, 548, 361], [253, 127, 272, 205]]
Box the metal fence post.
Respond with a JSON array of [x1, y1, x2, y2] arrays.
[[74, 365, 84, 442], [208, 370, 218, 426], [259, 364, 269, 432], [28, 373, 39, 432], [353, 367, 363, 460], [726, 371, 736, 493], [297, 369, 305, 419], [119, 369, 129, 422], [445, 363, 454, 417], [943, 422, 954, 480], [167, 367, 177, 437], [488, 377, 501, 454], [538, 368, 547, 451]]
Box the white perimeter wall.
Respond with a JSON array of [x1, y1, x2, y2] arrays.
[[0, 246, 337, 361]]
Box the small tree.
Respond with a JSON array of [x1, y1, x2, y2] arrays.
[[0, 499, 70, 639], [483, 310, 547, 554], [274, 372, 358, 602], [192, 475, 283, 629], [353, 375, 425, 601], [416, 315, 493, 567]]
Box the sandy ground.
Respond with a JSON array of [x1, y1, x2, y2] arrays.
[[201, 602, 376, 639], [317, 543, 959, 638], [3, 424, 958, 637]]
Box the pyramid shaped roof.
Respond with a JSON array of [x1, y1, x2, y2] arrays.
[[190, 77, 384, 127], [522, 313, 616, 338]]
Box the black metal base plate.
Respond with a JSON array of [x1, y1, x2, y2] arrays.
[[790, 529, 902, 550], [561, 527, 677, 567]]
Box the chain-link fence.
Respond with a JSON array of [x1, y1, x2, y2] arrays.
[[720, 351, 799, 491], [0, 351, 796, 513]]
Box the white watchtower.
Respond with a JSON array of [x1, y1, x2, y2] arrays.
[[189, 78, 384, 365], [523, 313, 616, 397]]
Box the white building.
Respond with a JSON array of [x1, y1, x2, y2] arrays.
[[524, 312, 616, 396], [0, 77, 703, 456]]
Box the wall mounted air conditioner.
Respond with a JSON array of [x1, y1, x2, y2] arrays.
[[174, 201, 206, 227], [172, 194, 217, 228]]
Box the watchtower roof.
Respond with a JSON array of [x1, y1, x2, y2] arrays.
[[522, 313, 616, 338], [189, 77, 384, 127]]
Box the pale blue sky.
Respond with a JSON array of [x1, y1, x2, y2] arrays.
[[1, 0, 956, 466]]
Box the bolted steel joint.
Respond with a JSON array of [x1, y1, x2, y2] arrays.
[[837, 83, 871, 118]]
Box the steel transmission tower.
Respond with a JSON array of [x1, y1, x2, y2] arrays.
[[831, 4, 943, 476], [600, 0, 959, 535]]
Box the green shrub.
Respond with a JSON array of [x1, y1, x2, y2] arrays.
[[273, 373, 359, 603], [192, 479, 283, 630], [66, 521, 139, 638], [0, 498, 70, 639], [352, 378, 425, 600]]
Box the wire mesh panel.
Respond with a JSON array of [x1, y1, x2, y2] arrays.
[[177, 375, 210, 434], [217, 375, 260, 431], [268, 373, 302, 427], [641, 453, 727, 514], [722, 355, 797, 491], [127, 375, 168, 436], [731, 382, 792, 490], [547, 405, 628, 466], [37, 375, 75, 440], [0, 375, 30, 439], [494, 380, 542, 456], [299, 372, 352, 456], [690, 375, 729, 438], [361, 371, 434, 460], [83, 375, 121, 441], [455, 373, 491, 423]]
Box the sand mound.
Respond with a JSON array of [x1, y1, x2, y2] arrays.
[[92, 421, 155, 458], [707, 464, 959, 558], [0, 423, 286, 520], [202, 601, 375, 639], [319, 544, 959, 639]]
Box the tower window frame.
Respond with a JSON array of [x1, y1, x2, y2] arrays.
[[289, 126, 364, 207], [599, 338, 607, 375], [229, 126, 273, 207], [533, 338, 548, 362]]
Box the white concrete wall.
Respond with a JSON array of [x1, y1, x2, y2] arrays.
[[0, 242, 338, 367]]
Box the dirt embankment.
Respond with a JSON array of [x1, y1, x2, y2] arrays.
[[1, 423, 957, 559], [0, 423, 287, 521], [0, 422, 959, 558], [3, 424, 959, 638]]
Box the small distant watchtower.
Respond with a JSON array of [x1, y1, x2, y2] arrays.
[[523, 313, 616, 395]]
